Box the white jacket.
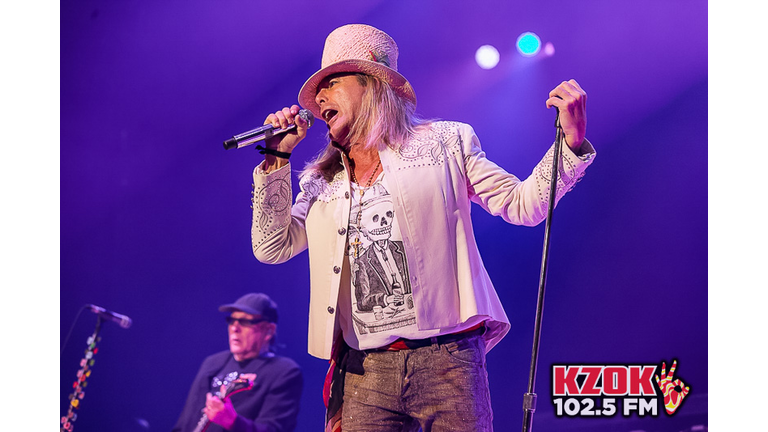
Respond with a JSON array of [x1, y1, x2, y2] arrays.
[[251, 121, 595, 360]]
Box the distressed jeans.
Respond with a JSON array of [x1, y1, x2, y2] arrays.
[[341, 334, 493, 431]]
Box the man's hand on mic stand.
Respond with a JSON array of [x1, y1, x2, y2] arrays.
[[545, 79, 587, 154], [263, 105, 309, 173]]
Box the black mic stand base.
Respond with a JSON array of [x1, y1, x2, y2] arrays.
[[522, 392, 537, 432]]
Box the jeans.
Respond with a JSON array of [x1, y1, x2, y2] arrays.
[[341, 334, 493, 432]]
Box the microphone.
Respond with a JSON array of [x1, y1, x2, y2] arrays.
[[223, 109, 315, 150], [87, 304, 133, 329]]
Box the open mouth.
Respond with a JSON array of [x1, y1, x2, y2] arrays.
[[322, 109, 338, 123]]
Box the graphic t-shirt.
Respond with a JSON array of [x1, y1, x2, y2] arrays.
[[210, 356, 256, 396], [338, 172, 483, 350]]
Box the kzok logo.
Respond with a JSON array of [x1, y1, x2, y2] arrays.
[[550, 360, 691, 418]]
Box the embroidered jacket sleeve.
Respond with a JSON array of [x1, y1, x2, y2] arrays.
[[251, 163, 310, 264], [459, 123, 595, 225]]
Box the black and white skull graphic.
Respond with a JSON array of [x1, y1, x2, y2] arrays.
[[361, 197, 393, 242]]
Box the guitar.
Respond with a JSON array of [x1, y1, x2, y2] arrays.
[[192, 374, 255, 432]]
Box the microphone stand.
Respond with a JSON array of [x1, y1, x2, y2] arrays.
[[61, 316, 104, 432], [521, 109, 564, 432]]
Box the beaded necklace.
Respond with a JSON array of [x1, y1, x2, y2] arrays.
[[349, 158, 382, 258]]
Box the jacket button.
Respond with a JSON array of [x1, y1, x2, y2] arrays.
[[338, 228, 346, 235], [327, 306, 335, 314], [333, 266, 341, 274], [345, 192, 350, 199]]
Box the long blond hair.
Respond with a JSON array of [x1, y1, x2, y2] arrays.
[[301, 74, 426, 181]]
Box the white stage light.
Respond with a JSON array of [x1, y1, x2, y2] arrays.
[[475, 45, 500, 69]]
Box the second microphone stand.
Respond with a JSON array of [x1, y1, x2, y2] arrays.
[[61, 316, 103, 432]]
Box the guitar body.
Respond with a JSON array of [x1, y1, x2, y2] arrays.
[[192, 374, 255, 432]]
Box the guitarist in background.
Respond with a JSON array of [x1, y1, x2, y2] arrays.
[[172, 293, 303, 432]]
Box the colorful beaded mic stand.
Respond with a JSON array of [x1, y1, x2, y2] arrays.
[[61, 316, 103, 432]]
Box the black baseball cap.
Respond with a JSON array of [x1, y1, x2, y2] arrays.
[[218, 293, 279, 323]]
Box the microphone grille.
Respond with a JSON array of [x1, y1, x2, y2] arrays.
[[120, 317, 133, 329], [299, 109, 315, 129]]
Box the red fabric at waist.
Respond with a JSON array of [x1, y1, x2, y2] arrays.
[[381, 322, 485, 351]]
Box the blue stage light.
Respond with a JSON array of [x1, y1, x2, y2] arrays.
[[516, 32, 541, 57], [475, 45, 500, 69]]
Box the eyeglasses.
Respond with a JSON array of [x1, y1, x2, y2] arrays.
[[226, 316, 269, 327]]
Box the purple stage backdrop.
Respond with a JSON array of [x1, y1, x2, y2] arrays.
[[61, 1, 707, 431]]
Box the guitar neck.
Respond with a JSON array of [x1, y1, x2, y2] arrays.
[[192, 413, 210, 432], [189, 374, 254, 432]]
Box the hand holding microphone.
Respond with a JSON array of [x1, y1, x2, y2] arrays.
[[223, 105, 314, 153], [223, 105, 314, 173], [264, 105, 313, 153]]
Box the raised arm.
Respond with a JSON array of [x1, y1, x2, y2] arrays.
[[250, 105, 313, 264], [464, 80, 595, 225]]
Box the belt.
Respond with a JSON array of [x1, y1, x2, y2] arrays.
[[375, 322, 486, 351]]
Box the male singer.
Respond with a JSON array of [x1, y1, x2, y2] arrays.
[[249, 24, 595, 431]]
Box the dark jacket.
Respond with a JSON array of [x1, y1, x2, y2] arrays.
[[172, 350, 303, 432]]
